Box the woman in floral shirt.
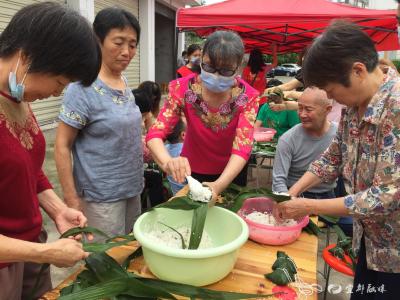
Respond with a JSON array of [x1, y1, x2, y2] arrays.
[[274, 21, 399, 299], [146, 31, 259, 198]]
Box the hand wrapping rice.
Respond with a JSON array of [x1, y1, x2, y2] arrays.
[[186, 176, 212, 203]]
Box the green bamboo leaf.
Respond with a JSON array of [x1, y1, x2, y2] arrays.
[[58, 277, 176, 300], [106, 233, 136, 243], [254, 188, 291, 203], [332, 224, 347, 241], [122, 247, 143, 270], [139, 278, 276, 299], [76, 269, 98, 287], [152, 196, 202, 211], [319, 215, 340, 225], [229, 192, 266, 212], [159, 222, 187, 249], [60, 226, 110, 240], [188, 204, 208, 249], [86, 252, 129, 282], [225, 183, 243, 193], [303, 219, 322, 236], [83, 239, 135, 253]]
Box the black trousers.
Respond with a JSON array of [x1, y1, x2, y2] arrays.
[[191, 162, 248, 187], [351, 236, 400, 300]]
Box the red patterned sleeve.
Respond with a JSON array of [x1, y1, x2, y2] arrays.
[[146, 80, 184, 143], [232, 93, 260, 160]]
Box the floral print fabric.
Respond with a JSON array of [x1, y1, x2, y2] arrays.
[[146, 74, 259, 174], [0, 104, 39, 150], [309, 68, 400, 272]]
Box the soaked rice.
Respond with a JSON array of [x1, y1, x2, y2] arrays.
[[245, 211, 297, 226], [147, 226, 213, 249]]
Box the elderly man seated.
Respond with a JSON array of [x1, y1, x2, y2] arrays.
[[272, 87, 352, 234]]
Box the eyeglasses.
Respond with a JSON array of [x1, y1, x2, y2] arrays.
[[201, 62, 237, 77]]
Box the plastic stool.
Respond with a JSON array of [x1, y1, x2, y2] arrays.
[[322, 244, 355, 300]]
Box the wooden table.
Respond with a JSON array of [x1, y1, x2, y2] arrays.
[[41, 190, 319, 300]]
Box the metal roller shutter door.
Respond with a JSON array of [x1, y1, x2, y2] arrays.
[[94, 0, 140, 89], [0, 0, 65, 127]]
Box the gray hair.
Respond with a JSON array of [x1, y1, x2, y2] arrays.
[[301, 86, 333, 106], [202, 30, 244, 69]]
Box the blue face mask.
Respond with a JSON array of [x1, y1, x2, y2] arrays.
[[8, 56, 28, 102], [190, 57, 200, 65], [200, 69, 235, 93]]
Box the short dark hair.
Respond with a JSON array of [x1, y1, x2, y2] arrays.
[[166, 119, 185, 144], [186, 44, 201, 56], [202, 31, 244, 69], [303, 20, 378, 88], [247, 48, 265, 74], [182, 50, 187, 56], [0, 2, 101, 86], [133, 81, 161, 116], [93, 7, 141, 45]]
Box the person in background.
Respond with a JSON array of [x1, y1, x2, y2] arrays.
[[176, 44, 202, 78], [132, 81, 161, 131], [147, 31, 259, 200], [133, 81, 165, 208], [165, 118, 186, 195], [242, 49, 267, 105], [177, 50, 188, 68], [378, 58, 398, 75], [274, 21, 400, 299], [0, 2, 101, 299], [254, 88, 300, 139], [55, 7, 143, 239], [272, 87, 352, 235]]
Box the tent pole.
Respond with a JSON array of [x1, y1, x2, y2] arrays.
[[174, 27, 179, 78], [272, 43, 278, 67]]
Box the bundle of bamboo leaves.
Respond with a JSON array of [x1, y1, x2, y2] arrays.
[[264, 251, 297, 286], [57, 227, 276, 299], [328, 225, 357, 271]]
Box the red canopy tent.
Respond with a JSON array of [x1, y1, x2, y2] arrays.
[[177, 0, 399, 54]]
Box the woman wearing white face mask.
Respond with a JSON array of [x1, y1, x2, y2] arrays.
[[176, 44, 202, 78], [147, 31, 260, 200]]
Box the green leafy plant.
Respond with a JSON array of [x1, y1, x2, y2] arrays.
[[59, 247, 276, 299]]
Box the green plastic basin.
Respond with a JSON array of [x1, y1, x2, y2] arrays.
[[133, 206, 249, 286]]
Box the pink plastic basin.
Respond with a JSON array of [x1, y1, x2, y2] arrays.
[[253, 127, 276, 142], [237, 197, 309, 245]]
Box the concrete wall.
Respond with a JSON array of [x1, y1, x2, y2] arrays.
[[155, 12, 176, 85]]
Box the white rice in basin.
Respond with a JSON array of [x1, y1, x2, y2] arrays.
[[147, 226, 213, 249], [245, 211, 297, 226]]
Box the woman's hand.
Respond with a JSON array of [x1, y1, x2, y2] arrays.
[[273, 197, 315, 220], [38, 239, 89, 267], [162, 156, 191, 184], [202, 181, 222, 207], [54, 207, 92, 241]]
